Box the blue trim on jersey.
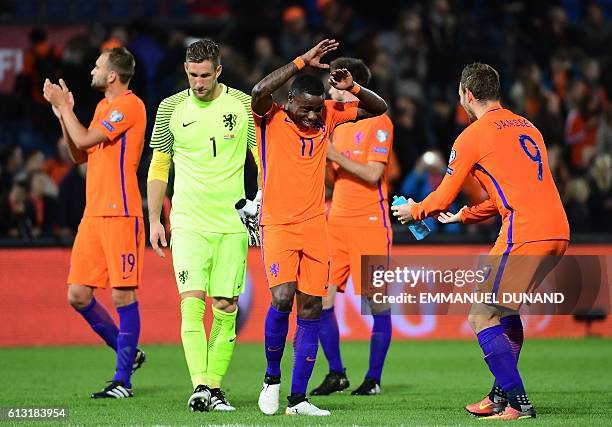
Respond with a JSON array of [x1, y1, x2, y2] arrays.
[[474, 163, 515, 297], [120, 133, 128, 216], [474, 163, 514, 243], [259, 116, 267, 224], [134, 217, 139, 281], [102, 120, 114, 132], [492, 243, 514, 296], [377, 181, 391, 261]]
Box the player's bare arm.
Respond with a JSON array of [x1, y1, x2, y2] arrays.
[[326, 142, 385, 185], [437, 206, 467, 224], [44, 78, 107, 149], [251, 39, 339, 115], [328, 68, 387, 119], [45, 82, 87, 164], [147, 178, 168, 258]]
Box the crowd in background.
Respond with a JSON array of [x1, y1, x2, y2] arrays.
[[0, 0, 611, 244]]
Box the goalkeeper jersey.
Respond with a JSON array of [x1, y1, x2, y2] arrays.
[[150, 85, 256, 233]]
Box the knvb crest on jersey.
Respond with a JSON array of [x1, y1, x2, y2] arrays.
[[355, 131, 364, 145], [270, 263, 280, 278], [223, 113, 237, 131], [178, 270, 188, 285]]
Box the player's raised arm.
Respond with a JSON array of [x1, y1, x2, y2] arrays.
[[251, 39, 339, 115], [44, 79, 107, 149], [392, 136, 478, 223], [44, 81, 87, 164], [328, 69, 387, 119]]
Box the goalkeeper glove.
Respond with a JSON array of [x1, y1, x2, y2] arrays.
[[235, 193, 261, 246]]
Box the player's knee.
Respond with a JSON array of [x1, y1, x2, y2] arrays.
[[468, 313, 499, 334], [271, 283, 295, 312], [272, 294, 293, 312], [111, 288, 136, 308], [367, 296, 390, 314], [67, 285, 92, 310], [469, 304, 502, 333], [212, 297, 237, 313], [298, 296, 323, 319]]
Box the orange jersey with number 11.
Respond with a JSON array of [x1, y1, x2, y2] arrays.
[[254, 100, 359, 226]]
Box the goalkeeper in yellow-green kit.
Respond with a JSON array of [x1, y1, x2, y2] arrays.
[[147, 39, 260, 412]]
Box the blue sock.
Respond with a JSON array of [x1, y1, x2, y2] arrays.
[[291, 317, 319, 396], [478, 325, 530, 410], [319, 307, 344, 373], [264, 305, 290, 378], [491, 315, 524, 401], [365, 311, 392, 382], [501, 315, 524, 359], [76, 298, 118, 350], [113, 301, 140, 387]]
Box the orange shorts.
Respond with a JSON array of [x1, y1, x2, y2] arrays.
[[68, 216, 145, 288], [479, 239, 568, 310], [261, 215, 329, 297], [328, 223, 391, 295]]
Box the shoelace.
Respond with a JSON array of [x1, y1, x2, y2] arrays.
[[212, 390, 229, 405]]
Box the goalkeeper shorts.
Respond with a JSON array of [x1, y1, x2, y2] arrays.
[[171, 229, 247, 297]]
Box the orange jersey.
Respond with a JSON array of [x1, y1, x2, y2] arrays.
[[328, 114, 393, 227], [255, 100, 358, 225], [411, 106, 569, 245], [84, 90, 146, 218]]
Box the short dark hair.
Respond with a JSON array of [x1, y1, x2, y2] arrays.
[[330, 57, 371, 87], [290, 74, 325, 97], [460, 63, 500, 102], [104, 47, 135, 84], [186, 39, 220, 66]]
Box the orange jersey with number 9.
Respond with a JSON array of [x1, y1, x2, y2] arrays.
[[411, 107, 569, 245]]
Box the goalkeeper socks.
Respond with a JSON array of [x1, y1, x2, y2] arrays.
[[180, 297, 208, 388], [477, 325, 530, 410], [489, 315, 523, 402], [319, 307, 345, 373], [207, 306, 238, 388], [264, 305, 290, 377], [113, 301, 140, 387], [77, 298, 118, 350], [365, 311, 392, 382], [291, 317, 319, 395]]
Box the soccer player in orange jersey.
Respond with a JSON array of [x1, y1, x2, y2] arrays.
[[310, 57, 393, 397], [251, 40, 387, 416], [393, 63, 569, 421], [43, 47, 146, 399]]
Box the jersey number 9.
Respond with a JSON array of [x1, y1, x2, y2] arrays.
[[518, 134, 542, 181]]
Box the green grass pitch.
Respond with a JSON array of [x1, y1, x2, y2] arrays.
[[1, 339, 611, 426]]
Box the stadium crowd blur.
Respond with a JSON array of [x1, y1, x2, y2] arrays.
[[0, 0, 611, 245]]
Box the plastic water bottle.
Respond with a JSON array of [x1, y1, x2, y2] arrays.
[[392, 195, 431, 241]]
